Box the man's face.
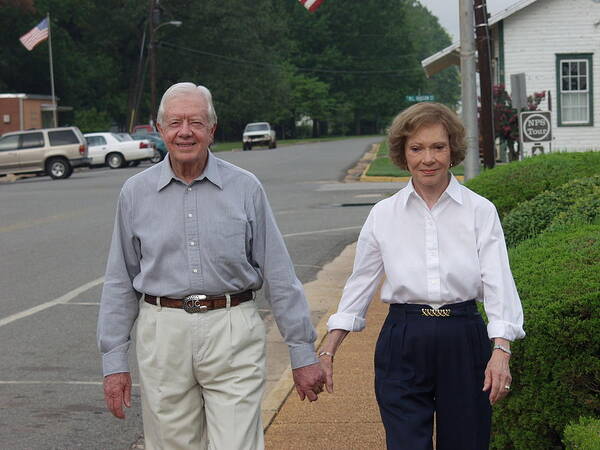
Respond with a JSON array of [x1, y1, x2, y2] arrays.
[[157, 92, 216, 167]]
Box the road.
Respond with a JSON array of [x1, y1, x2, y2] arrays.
[[0, 137, 404, 449]]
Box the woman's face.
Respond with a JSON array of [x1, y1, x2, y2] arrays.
[[404, 122, 451, 192]]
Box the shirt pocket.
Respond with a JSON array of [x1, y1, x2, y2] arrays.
[[208, 218, 248, 262]]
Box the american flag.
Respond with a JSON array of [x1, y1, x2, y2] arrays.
[[19, 18, 49, 51], [299, 0, 324, 12]]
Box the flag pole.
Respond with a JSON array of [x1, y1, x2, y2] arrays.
[[47, 12, 58, 127]]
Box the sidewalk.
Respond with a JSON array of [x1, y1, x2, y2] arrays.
[[264, 289, 388, 449]]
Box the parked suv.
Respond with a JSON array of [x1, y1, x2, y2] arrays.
[[0, 127, 90, 179], [242, 122, 276, 150]]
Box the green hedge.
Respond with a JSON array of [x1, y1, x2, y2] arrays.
[[490, 225, 600, 449], [464, 152, 600, 218], [502, 176, 600, 247], [562, 417, 600, 449], [547, 188, 600, 233]]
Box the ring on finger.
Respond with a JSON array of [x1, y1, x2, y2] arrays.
[[504, 385, 511, 391]]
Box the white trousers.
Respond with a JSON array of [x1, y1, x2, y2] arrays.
[[136, 298, 266, 450]]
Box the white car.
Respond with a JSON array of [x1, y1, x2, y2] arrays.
[[84, 132, 157, 168], [242, 122, 276, 150]]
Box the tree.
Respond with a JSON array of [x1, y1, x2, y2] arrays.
[[493, 85, 545, 161], [1, 0, 458, 139]]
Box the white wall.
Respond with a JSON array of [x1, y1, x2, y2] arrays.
[[503, 0, 600, 151]]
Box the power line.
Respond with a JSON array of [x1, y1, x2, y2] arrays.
[[158, 41, 425, 76]]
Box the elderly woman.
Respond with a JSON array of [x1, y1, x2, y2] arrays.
[[319, 103, 525, 449]]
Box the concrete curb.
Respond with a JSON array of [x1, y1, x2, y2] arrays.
[[261, 242, 356, 431]]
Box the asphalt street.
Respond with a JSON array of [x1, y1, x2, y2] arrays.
[[0, 137, 404, 449]]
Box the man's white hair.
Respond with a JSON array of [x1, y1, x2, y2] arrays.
[[156, 82, 218, 126]]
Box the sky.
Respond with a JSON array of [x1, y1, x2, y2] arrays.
[[418, 0, 520, 42]]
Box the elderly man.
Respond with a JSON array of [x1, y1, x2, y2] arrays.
[[98, 82, 324, 449]]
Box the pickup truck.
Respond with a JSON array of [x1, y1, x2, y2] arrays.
[[84, 132, 157, 168], [242, 122, 277, 150]]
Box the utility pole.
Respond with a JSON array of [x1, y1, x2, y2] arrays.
[[128, 28, 147, 132], [459, 0, 480, 180], [149, 0, 159, 127], [474, 0, 495, 169]]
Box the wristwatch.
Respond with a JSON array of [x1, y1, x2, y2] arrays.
[[493, 343, 512, 355]]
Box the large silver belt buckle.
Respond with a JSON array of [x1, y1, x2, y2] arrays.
[[183, 294, 208, 313]]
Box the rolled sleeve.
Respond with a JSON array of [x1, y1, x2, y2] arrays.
[[478, 206, 525, 341], [327, 209, 384, 333], [250, 184, 317, 369], [97, 185, 142, 376]]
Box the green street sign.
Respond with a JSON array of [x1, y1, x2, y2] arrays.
[[406, 95, 435, 102]]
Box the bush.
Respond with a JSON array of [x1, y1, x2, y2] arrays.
[[562, 417, 600, 449], [547, 188, 600, 233], [464, 152, 600, 218], [502, 175, 600, 247], [490, 225, 600, 449], [74, 107, 113, 133]]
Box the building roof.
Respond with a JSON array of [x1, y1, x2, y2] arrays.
[[421, 0, 540, 77]]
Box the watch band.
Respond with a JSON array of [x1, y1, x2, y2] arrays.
[[493, 343, 512, 355]]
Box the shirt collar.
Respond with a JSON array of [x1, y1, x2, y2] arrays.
[[445, 174, 463, 204], [156, 151, 223, 191], [400, 173, 463, 208]]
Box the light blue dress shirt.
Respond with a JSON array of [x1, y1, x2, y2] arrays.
[[98, 152, 317, 376]]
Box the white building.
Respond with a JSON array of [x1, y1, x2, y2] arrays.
[[422, 0, 600, 152]]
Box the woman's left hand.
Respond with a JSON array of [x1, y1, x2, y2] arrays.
[[483, 348, 512, 405]]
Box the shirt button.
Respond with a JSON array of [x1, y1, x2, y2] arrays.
[[192, 269, 198, 273], [188, 213, 193, 218], [187, 187, 192, 191], [190, 241, 195, 246]]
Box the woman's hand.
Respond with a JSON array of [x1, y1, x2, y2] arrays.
[[319, 329, 349, 394], [483, 339, 512, 405], [319, 353, 334, 393]]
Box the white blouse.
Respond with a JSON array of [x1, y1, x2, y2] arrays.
[[328, 176, 525, 342]]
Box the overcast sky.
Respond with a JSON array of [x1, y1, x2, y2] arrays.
[[418, 0, 520, 42]]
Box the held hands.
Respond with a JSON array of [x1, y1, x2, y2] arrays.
[[483, 342, 512, 405], [292, 362, 326, 402], [103, 372, 132, 419]]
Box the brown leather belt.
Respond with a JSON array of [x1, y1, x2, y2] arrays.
[[144, 290, 254, 314]]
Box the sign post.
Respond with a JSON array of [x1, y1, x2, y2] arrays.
[[519, 111, 552, 156], [511, 73, 527, 160]]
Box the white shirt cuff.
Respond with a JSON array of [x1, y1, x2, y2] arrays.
[[487, 320, 526, 342], [327, 312, 366, 332]]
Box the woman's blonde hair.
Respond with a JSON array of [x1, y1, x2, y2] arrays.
[[388, 102, 466, 170]]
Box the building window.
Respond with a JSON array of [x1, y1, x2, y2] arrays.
[[556, 54, 593, 126]]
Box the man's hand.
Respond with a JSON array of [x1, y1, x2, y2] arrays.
[[292, 362, 325, 402], [482, 349, 512, 405], [103, 372, 132, 419]]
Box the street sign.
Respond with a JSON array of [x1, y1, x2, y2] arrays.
[[520, 111, 552, 143], [406, 95, 435, 102]]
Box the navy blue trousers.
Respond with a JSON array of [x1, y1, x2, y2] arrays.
[[374, 300, 492, 450]]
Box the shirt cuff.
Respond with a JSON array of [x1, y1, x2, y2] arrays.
[[327, 312, 366, 332], [102, 350, 130, 377], [289, 343, 318, 369], [487, 320, 526, 342]]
